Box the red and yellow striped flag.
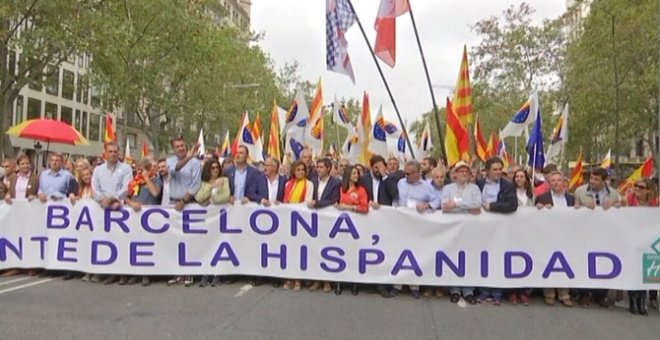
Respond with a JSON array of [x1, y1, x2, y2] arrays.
[[310, 78, 323, 121], [141, 140, 149, 158], [267, 99, 281, 160], [568, 148, 584, 192], [452, 45, 473, 126], [444, 97, 469, 166], [486, 132, 500, 158], [618, 156, 654, 194], [358, 92, 372, 165], [474, 115, 488, 162], [104, 113, 116, 143]]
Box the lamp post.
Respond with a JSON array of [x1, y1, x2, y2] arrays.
[[33, 141, 43, 171]]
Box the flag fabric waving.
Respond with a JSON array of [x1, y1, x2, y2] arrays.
[[474, 116, 488, 162], [417, 121, 433, 159], [452, 45, 473, 126], [545, 103, 568, 163], [305, 80, 324, 155], [231, 112, 246, 157], [326, 0, 357, 83], [268, 101, 281, 160], [104, 113, 116, 143], [332, 96, 356, 136], [357, 92, 372, 165], [396, 130, 407, 162], [374, 0, 410, 68], [617, 157, 654, 194], [486, 132, 500, 159], [141, 140, 149, 158], [219, 130, 230, 158], [252, 113, 265, 162], [288, 136, 305, 160], [197, 129, 205, 159], [526, 107, 544, 170], [444, 97, 469, 166], [124, 138, 133, 164], [238, 112, 255, 157], [600, 149, 612, 170], [500, 92, 539, 139], [341, 128, 361, 164], [568, 148, 584, 192], [283, 91, 310, 135], [368, 106, 399, 158]]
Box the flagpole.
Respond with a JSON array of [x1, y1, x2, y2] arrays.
[[345, 0, 416, 160], [406, 1, 448, 166]]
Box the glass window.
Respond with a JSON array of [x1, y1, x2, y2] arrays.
[[89, 113, 100, 141], [62, 70, 74, 100], [45, 66, 59, 96], [15, 95, 24, 124], [8, 51, 16, 77], [27, 98, 41, 120], [75, 109, 81, 129], [44, 102, 57, 119], [75, 74, 82, 103], [81, 111, 88, 138], [81, 77, 89, 105], [91, 86, 100, 108], [60, 106, 73, 125]]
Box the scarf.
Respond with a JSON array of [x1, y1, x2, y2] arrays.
[[284, 178, 307, 203]]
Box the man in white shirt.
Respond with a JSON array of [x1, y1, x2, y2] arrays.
[[260, 157, 286, 206]]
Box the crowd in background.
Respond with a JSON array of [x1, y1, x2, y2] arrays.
[[0, 137, 657, 317]]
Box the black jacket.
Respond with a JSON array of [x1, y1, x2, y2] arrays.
[[476, 178, 518, 213], [360, 173, 398, 206], [311, 175, 341, 208], [534, 191, 575, 207]]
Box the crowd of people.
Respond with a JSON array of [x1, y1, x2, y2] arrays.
[[0, 137, 657, 316]]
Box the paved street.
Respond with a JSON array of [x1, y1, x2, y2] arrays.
[[0, 275, 658, 340]]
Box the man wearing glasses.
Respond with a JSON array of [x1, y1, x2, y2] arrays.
[[574, 167, 621, 308]]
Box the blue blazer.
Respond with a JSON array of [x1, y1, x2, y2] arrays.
[[225, 165, 267, 203], [311, 176, 341, 208], [257, 174, 287, 202]]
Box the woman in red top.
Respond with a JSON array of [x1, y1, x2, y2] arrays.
[[333, 165, 368, 296], [623, 178, 657, 315], [336, 165, 369, 214]]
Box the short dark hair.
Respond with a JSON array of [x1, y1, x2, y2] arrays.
[[316, 157, 332, 169], [237, 145, 249, 155], [590, 167, 608, 180], [104, 141, 119, 150], [157, 158, 167, 164], [17, 154, 31, 164], [485, 157, 504, 171], [542, 164, 558, 174], [170, 137, 185, 148], [423, 157, 438, 168], [370, 155, 386, 168]]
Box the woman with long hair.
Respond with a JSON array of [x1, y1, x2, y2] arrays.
[[623, 178, 658, 315], [333, 165, 369, 295], [196, 159, 230, 287], [282, 160, 313, 291], [78, 168, 94, 199], [513, 169, 534, 207]]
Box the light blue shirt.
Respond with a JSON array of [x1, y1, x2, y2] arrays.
[[481, 179, 501, 204], [432, 183, 444, 208], [397, 178, 441, 210], [92, 161, 133, 201], [38, 169, 72, 198], [233, 166, 248, 200], [442, 182, 483, 213], [167, 156, 202, 200]]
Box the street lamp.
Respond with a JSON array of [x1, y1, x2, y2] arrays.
[[33, 141, 43, 170]]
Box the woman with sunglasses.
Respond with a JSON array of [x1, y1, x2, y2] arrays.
[[623, 178, 658, 315], [194, 158, 230, 287]]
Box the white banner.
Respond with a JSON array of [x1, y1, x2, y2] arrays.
[[1, 200, 659, 290]]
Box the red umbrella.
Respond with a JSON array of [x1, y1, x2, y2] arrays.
[[6, 118, 89, 145]]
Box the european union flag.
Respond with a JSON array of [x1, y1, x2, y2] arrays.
[[290, 137, 304, 160], [526, 108, 544, 169]]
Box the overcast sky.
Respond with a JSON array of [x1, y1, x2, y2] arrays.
[[251, 0, 566, 126]]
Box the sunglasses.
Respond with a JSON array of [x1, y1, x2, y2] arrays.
[[594, 193, 600, 205], [635, 184, 648, 190]]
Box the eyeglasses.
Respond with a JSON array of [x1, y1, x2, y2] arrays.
[[635, 184, 648, 190]]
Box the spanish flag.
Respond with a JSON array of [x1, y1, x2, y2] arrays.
[[104, 113, 116, 143], [486, 132, 500, 158], [568, 148, 584, 192], [267, 99, 281, 160], [141, 140, 149, 158], [474, 115, 488, 162], [218, 130, 230, 158], [444, 97, 469, 167], [618, 156, 654, 194], [452, 45, 473, 126]]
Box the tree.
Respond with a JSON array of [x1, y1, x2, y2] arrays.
[[0, 0, 101, 155], [564, 0, 658, 168]]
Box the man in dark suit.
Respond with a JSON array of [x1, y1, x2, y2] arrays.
[[535, 171, 576, 208], [361, 155, 398, 208], [308, 158, 340, 209], [476, 157, 518, 214], [360, 155, 398, 298], [475, 157, 517, 305], [259, 157, 286, 206], [225, 145, 267, 204], [534, 170, 575, 307]]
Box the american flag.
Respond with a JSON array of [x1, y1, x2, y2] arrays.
[[326, 0, 357, 83]]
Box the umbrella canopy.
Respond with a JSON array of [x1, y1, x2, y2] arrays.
[[6, 118, 89, 145]]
